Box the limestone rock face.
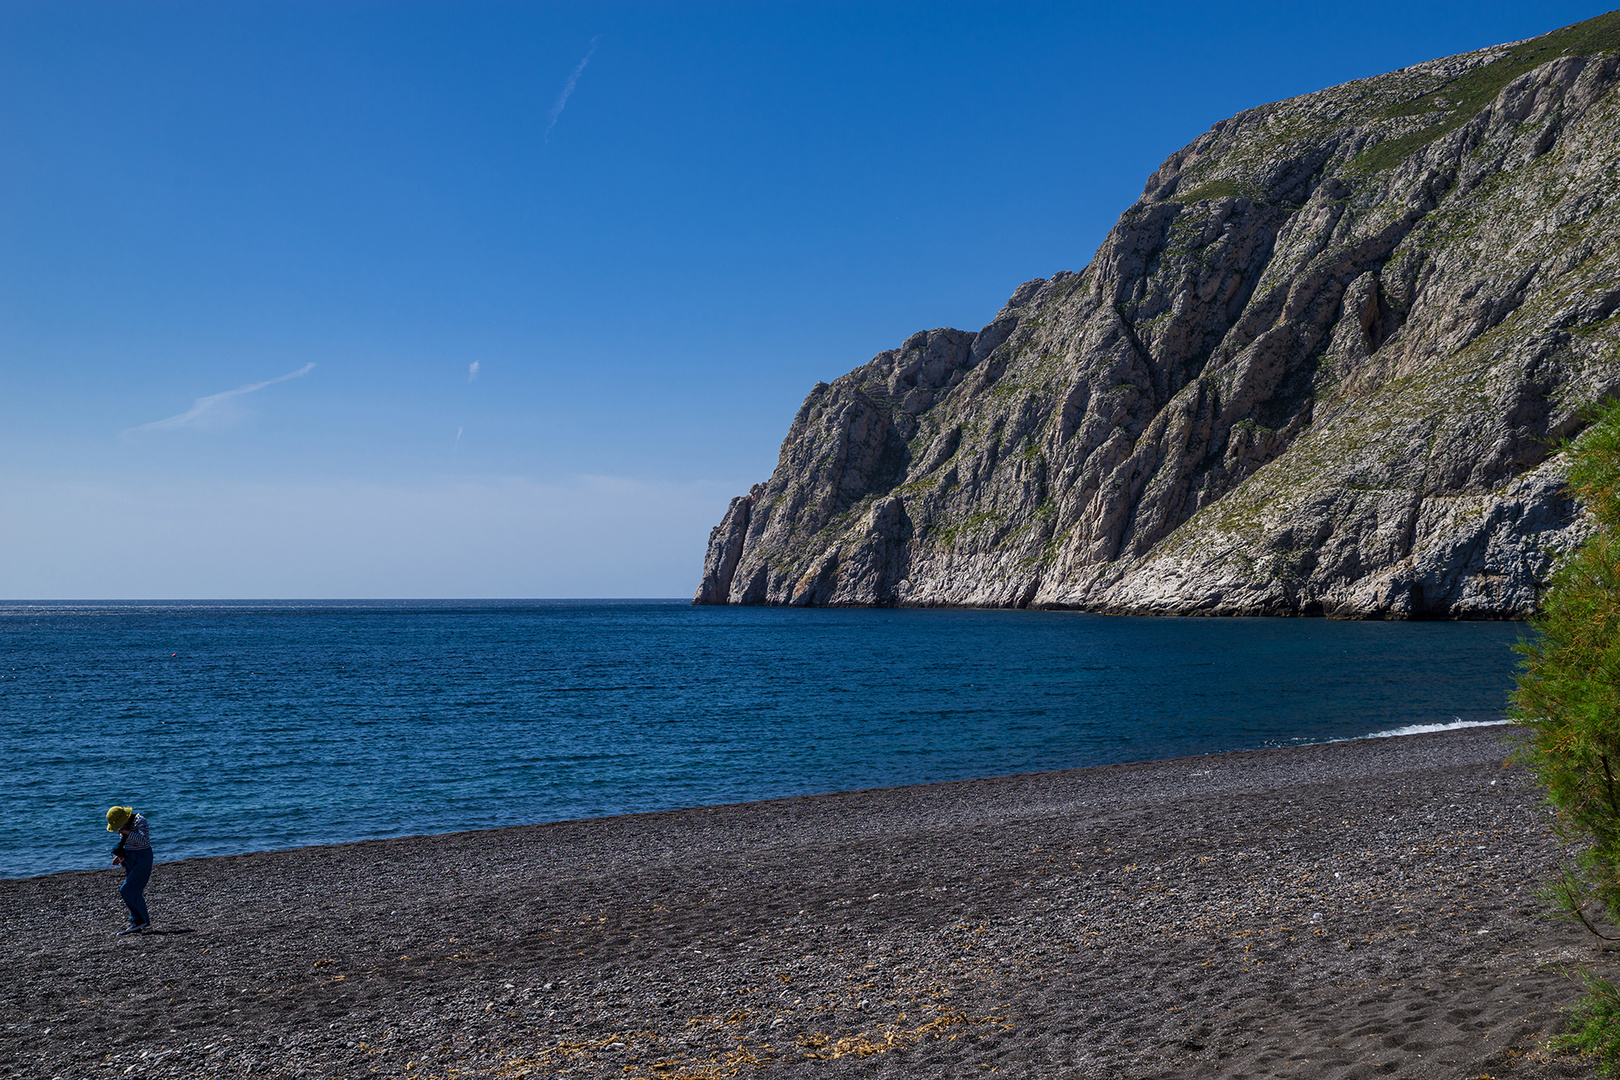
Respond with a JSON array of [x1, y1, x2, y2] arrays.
[[695, 13, 1620, 617]]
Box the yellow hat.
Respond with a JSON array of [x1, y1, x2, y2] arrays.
[[106, 806, 133, 832]]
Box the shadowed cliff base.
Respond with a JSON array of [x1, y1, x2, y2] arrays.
[[698, 11, 1620, 617]]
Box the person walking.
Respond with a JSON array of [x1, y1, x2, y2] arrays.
[[106, 806, 153, 936]]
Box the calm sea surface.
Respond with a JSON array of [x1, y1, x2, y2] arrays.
[[1, 600, 1527, 879]]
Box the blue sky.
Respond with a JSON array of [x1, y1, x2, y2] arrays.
[[1, 0, 1608, 598]]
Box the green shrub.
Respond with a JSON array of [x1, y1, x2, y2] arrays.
[[1558, 971, 1620, 1073], [1516, 398, 1620, 1068]]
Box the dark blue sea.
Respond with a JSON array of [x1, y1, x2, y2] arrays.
[[1, 600, 1527, 879]]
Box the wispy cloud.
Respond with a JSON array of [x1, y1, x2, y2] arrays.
[[132, 363, 316, 433], [468, 360, 480, 382], [545, 37, 599, 142]]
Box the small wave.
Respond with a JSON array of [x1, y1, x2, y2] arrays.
[[1359, 718, 1515, 740]]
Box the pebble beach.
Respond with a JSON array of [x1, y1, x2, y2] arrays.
[[3, 726, 1610, 1079]]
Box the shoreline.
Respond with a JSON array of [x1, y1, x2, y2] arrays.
[[1, 718, 1524, 885], [4, 725, 1605, 1078]]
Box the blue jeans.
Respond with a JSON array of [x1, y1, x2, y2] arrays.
[[119, 848, 153, 927]]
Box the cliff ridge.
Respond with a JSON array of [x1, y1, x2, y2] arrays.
[[697, 13, 1620, 617]]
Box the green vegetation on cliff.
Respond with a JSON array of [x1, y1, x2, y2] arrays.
[[1355, 9, 1620, 173]]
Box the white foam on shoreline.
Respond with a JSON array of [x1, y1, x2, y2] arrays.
[[1358, 718, 1515, 740]]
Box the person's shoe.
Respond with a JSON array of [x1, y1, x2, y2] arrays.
[[116, 924, 146, 936]]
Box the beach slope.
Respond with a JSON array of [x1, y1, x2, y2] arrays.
[[2, 727, 1606, 1078]]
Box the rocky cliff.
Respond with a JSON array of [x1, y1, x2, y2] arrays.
[[696, 12, 1620, 617]]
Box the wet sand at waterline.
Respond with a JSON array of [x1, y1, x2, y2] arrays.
[[3, 726, 1609, 1078]]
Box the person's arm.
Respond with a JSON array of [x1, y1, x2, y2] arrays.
[[115, 815, 152, 852]]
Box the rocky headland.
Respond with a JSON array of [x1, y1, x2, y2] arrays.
[[696, 12, 1620, 616]]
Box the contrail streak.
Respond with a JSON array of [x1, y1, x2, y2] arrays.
[[134, 363, 316, 432], [545, 37, 600, 142]]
